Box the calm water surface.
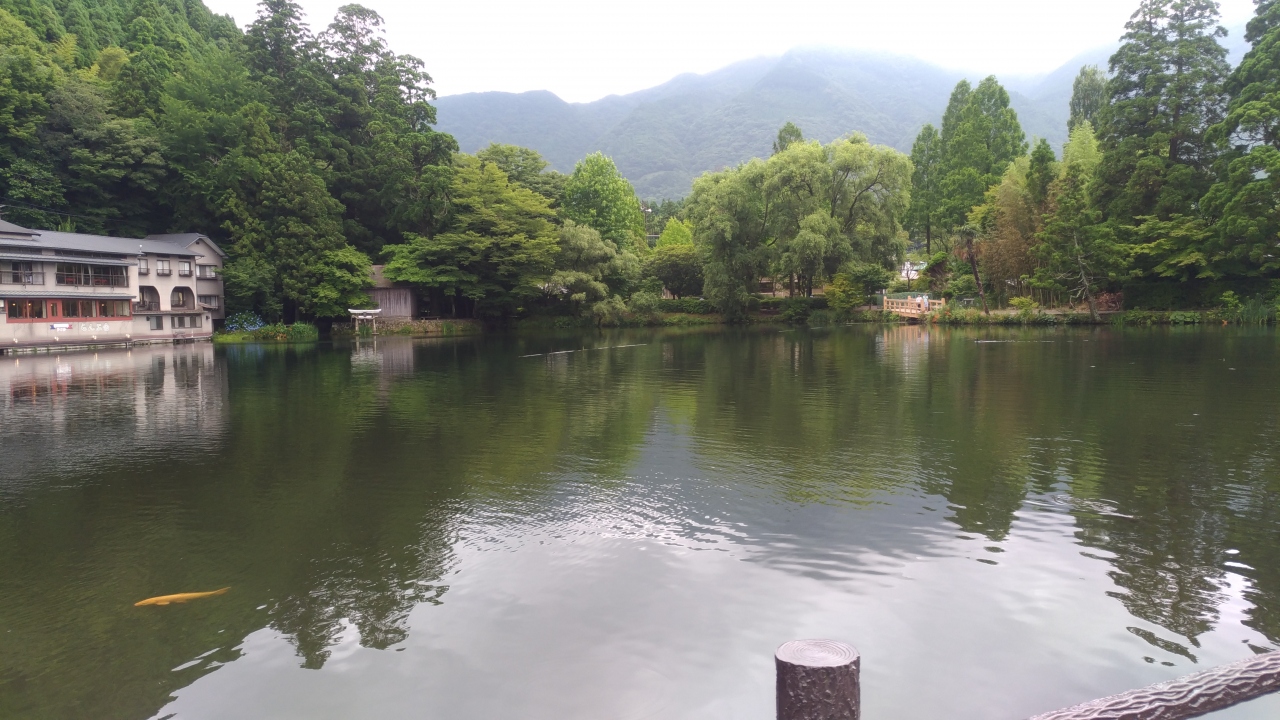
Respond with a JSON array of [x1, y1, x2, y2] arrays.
[[1, 326, 1279, 720]]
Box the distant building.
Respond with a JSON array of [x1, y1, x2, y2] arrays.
[[899, 261, 926, 282], [366, 265, 417, 318], [0, 220, 225, 352]]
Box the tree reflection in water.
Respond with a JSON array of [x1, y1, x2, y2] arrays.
[[0, 327, 1277, 719]]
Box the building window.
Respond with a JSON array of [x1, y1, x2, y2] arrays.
[[198, 294, 220, 308], [178, 261, 192, 277], [7, 262, 40, 285], [171, 287, 193, 308], [94, 300, 130, 317], [63, 300, 97, 318], [139, 259, 149, 275], [6, 299, 44, 319], [197, 265, 218, 279], [156, 260, 171, 276], [148, 315, 163, 330], [171, 315, 201, 329], [55, 263, 126, 287]]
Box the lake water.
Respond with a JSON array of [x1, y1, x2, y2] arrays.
[[1, 326, 1279, 720]]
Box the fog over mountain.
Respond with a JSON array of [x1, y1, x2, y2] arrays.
[[436, 36, 1247, 201]]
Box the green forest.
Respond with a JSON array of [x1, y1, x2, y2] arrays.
[[2, 0, 1279, 324]]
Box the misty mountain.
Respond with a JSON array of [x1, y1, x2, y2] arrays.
[[436, 32, 1248, 201]]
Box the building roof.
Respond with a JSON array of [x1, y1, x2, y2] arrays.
[[0, 290, 136, 300], [0, 219, 40, 239], [146, 233, 227, 259], [0, 222, 202, 258], [0, 251, 135, 266]]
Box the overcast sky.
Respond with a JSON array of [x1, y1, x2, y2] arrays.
[[202, 0, 1258, 103]]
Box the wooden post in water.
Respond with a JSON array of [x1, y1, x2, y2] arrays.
[[776, 639, 860, 720]]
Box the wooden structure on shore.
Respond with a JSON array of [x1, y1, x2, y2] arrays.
[[882, 293, 943, 319]]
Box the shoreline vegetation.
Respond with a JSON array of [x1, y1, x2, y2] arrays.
[[4, 0, 1280, 331]]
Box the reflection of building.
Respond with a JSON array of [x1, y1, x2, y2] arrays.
[[0, 344, 227, 486], [0, 220, 224, 352]]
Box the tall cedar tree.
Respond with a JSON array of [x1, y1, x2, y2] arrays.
[[938, 76, 1028, 233], [1094, 0, 1229, 230], [1068, 65, 1108, 133], [907, 123, 943, 253], [1200, 0, 1280, 277]]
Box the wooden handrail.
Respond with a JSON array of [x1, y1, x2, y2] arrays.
[[775, 641, 1280, 720], [1027, 650, 1280, 720]]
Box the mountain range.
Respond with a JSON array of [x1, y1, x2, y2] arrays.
[[435, 34, 1247, 201]]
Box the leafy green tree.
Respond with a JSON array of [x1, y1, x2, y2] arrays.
[[1034, 122, 1120, 321], [690, 134, 911, 315], [0, 8, 62, 226], [766, 134, 912, 296], [243, 0, 332, 147], [220, 149, 369, 321], [687, 159, 772, 319], [1068, 65, 1108, 133], [654, 217, 693, 247], [383, 155, 559, 317], [907, 123, 943, 253], [772, 121, 803, 155], [39, 78, 166, 235], [1200, 0, 1280, 277], [562, 151, 646, 253], [1094, 0, 1229, 227], [644, 243, 703, 298], [1027, 138, 1057, 208], [939, 76, 1028, 232], [548, 221, 617, 306], [477, 142, 565, 204]]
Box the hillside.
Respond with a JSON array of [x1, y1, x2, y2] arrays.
[[437, 35, 1247, 200]]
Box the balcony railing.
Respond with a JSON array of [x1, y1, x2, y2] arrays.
[[132, 301, 161, 312], [138, 267, 149, 275], [1, 272, 45, 285], [55, 273, 129, 287], [156, 268, 172, 276], [178, 268, 193, 277]]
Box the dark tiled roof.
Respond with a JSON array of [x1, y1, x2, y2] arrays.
[[146, 233, 227, 259]]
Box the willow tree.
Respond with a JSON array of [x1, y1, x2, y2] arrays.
[[689, 134, 911, 314]]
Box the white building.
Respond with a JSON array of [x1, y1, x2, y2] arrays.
[[0, 219, 225, 352]]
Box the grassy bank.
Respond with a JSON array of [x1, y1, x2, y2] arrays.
[[921, 306, 1278, 326], [213, 322, 320, 344]]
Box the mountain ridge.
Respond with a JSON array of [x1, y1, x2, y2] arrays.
[[436, 34, 1248, 200]]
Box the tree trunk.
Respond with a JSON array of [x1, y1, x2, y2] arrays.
[[1073, 231, 1100, 323], [966, 237, 989, 314]]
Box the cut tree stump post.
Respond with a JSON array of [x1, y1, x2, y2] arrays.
[[776, 639, 860, 720]]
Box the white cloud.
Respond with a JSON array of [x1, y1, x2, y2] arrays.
[[203, 0, 1258, 103]]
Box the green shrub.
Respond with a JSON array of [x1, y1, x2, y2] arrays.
[[657, 297, 714, 314], [628, 291, 662, 317], [780, 297, 812, 325], [807, 309, 835, 327], [591, 296, 628, 326]]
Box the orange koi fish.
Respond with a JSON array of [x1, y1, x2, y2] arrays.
[[135, 587, 230, 607]]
